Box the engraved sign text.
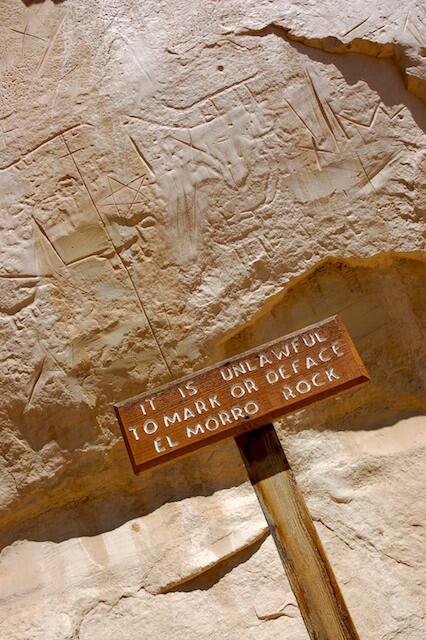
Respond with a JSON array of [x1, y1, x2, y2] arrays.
[[114, 316, 369, 473]]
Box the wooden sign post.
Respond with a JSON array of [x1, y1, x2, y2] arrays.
[[114, 315, 369, 639]]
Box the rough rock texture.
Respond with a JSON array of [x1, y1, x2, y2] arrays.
[[0, 1, 425, 639]]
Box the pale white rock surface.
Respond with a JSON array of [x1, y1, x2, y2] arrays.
[[0, 1, 425, 639]]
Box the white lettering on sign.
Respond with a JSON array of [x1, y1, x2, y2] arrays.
[[178, 381, 198, 398], [281, 368, 341, 400], [129, 426, 139, 440], [332, 342, 344, 357], [326, 367, 339, 382], [230, 378, 258, 398], [186, 400, 260, 439], [264, 345, 344, 386], [296, 379, 311, 394], [154, 437, 165, 453], [139, 398, 156, 415], [143, 419, 159, 434], [114, 316, 369, 473], [154, 435, 179, 453], [312, 372, 325, 387], [164, 395, 222, 427], [259, 353, 272, 367], [194, 399, 208, 413], [306, 356, 317, 369], [302, 333, 316, 347], [283, 387, 296, 400], [209, 395, 221, 408], [164, 411, 181, 427]]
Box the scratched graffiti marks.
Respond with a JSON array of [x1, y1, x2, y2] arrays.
[[0, 123, 89, 173], [0, 5, 73, 174], [96, 172, 160, 257], [0, 121, 174, 433], [161, 107, 257, 257], [21, 126, 111, 267], [1, 6, 424, 472], [277, 59, 422, 232], [37, 14, 65, 76], [402, 3, 426, 48], [127, 74, 276, 260], [56, 125, 174, 376], [127, 52, 421, 265]]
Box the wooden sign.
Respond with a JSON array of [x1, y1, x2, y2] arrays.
[[115, 315, 368, 473], [114, 314, 368, 640]]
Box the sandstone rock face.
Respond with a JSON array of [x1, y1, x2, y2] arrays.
[[0, 1, 425, 639]]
